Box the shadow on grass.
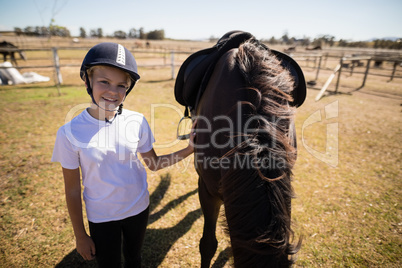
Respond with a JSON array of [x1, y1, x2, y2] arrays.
[[56, 173, 207, 267], [149, 174, 198, 225], [55, 250, 97, 268], [143, 173, 202, 267], [211, 247, 231, 268], [142, 208, 202, 267]]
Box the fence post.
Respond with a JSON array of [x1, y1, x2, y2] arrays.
[[315, 64, 341, 101], [350, 61, 355, 76], [52, 47, 62, 96], [315, 55, 322, 81], [389, 61, 398, 81], [171, 51, 175, 79], [361, 58, 371, 88], [323, 53, 328, 68], [335, 57, 343, 93]]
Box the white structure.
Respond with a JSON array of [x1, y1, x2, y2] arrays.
[[0, 61, 50, 85]]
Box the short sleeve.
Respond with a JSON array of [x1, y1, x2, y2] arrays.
[[51, 126, 80, 169], [137, 117, 155, 153]]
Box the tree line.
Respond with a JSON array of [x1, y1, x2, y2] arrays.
[[13, 26, 165, 40], [13, 25, 401, 49], [263, 34, 402, 50]]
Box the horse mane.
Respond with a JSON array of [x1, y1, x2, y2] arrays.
[[220, 39, 301, 266], [236, 39, 297, 179]]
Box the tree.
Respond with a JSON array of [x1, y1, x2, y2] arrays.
[[90, 28, 103, 38], [49, 24, 70, 37], [139, 28, 145, 39], [23, 26, 34, 36], [147, 29, 164, 40], [300, 37, 311, 47], [46, 0, 68, 38], [128, 28, 138, 38], [328, 36, 335, 47], [281, 33, 290, 45], [114, 30, 127, 39], [312, 35, 335, 47], [209, 36, 218, 42], [90, 29, 97, 37], [14, 27, 23, 36], [79, 27, 86, 38], [267, 36, 278, 45], [97, 28, 103, 38], [40, 26, 49, 36], [311, 38, 322, 47]]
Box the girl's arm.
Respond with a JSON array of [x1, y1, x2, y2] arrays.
[[62, 167, 96, 261], [140, 120, 196, 172]]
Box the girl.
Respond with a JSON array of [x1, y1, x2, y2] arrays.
[[52, 42, 196, 267]]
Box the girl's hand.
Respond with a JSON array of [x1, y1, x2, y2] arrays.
[[141, 119, 197, 171], [76, 234, 96, 261]]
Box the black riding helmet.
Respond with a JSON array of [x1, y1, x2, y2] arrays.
[[80, 42, 140, 102]]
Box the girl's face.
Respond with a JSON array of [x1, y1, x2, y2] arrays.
[[88, 66, 130, 118]]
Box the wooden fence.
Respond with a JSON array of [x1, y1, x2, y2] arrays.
[[1, 47, 401, 99], [292, 52, 402, 100], [0, 46, 192, 95]]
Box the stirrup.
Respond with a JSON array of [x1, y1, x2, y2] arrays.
[[177, 106, 192, 140]]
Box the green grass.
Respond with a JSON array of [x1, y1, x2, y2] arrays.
[[1, 54, 401, 267]]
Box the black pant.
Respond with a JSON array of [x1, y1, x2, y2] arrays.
[[88, 207, 149, 268]]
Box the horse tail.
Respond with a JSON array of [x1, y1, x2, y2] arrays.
[[220, 40, 301, 267]]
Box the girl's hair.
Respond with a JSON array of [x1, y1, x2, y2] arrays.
[[86, 65, 134, 89]]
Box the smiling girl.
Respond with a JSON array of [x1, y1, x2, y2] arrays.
[[52, 43, 195, 267]]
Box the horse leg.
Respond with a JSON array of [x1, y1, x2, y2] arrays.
[[198, 177, 222, 268]]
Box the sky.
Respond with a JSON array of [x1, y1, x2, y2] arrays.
[[0, 0, 401, 41]]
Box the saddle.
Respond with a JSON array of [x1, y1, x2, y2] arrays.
[[174, 31, 307, 140], [174, 30, 307, 114]]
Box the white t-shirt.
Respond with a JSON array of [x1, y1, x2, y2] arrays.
[[52, 108, 155, 223]]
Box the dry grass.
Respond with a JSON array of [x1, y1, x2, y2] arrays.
[[0, 37, 401, 267], [292, 90, 401, 267]]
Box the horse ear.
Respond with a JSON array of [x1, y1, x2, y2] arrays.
[[271, 50, 307, 107]]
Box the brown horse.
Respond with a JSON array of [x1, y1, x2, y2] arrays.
[[0, 41, 27, 66], [175, 31, 306, 267]]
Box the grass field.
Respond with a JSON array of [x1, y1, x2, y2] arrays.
[[0, 38, 401, 267]]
